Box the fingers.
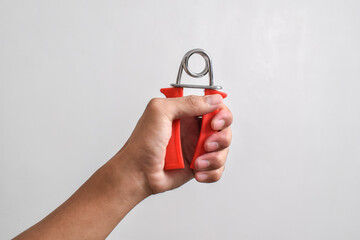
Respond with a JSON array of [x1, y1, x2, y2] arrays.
[[193, 148, 229, 183], [192, 105, 232, 183], [150, 94, 224, 120], [204, 127, 232, 152], [206, 104, 232, 151], [211, 105, 233, 131], [194, 148, 228, 171], [195, 166, 225, 183]]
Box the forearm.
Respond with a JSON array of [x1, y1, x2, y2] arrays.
[[14, 150, 151, 240]]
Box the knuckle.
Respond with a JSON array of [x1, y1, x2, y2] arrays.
[[222, 129, 232, 147], [227, 111, 234, 126], [187, 95, 202, 107], [211, 169, 223, 182], [219, 108, 233, 127], [212, 152, 225, 169], [147, 98, 163, 112], [226, 107, 233, 121]]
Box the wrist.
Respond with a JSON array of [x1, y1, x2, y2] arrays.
[[105, 149, 153, 206]]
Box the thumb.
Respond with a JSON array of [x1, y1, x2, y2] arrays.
[[164, 94, 223, 120]]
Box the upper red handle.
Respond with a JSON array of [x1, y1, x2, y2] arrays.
[[160, 87, 227, 170], [160, 88, 184, 170]]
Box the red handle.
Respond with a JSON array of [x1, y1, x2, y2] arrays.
[[190, 89, 227, 169], [160, 87, 185, 170]]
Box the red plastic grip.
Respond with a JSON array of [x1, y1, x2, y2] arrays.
[[160, 87, 184, 170], [160, 87, 227, 170], [190, 89, 227, 169]]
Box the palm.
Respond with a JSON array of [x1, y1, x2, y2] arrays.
[[180, 117, 202, 165], [141, 116, 201, 194], [152, 117, 201, 193]]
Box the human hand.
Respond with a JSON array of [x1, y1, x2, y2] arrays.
[[13, 94, 232, 240], [114, 94, 233, 195]]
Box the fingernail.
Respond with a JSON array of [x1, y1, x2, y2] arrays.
[[206, 94, 223, 106], [196, 173, 208, 181], [196, 159, 210, 170], [206, 142, 219, 151], [214, 119, 225, 130]]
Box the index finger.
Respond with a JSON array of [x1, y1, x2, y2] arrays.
[[211, 104, 233, 131]]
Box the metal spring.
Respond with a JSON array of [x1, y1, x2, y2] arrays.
[[171, 49, 222, 90]]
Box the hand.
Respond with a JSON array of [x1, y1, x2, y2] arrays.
[[115, 94, 233, 194], [14, 94, 233, 240]]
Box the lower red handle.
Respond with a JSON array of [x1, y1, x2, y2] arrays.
[[190, 89, 227, 169]]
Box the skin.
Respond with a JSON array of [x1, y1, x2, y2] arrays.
[[13, 94, 233, 240]]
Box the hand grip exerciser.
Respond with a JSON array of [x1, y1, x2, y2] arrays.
[[160, 49, 227, 170]]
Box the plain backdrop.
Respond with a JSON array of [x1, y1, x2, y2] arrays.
[[1, 0, 360, 239]]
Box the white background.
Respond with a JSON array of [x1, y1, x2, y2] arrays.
[[1, 0, 360, 239]]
